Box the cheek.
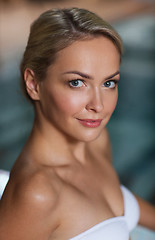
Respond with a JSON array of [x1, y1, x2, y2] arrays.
[[52, 91, 87, 115], [104, 91, 118, 113]]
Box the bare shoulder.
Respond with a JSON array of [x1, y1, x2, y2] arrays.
[[0, 167, 61, 239], [87, 127, 113, 162], [96, 127, 111, 149], [15, 168, 60, 206]]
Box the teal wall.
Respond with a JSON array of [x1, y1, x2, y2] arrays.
[[108, 15, 155, 203]]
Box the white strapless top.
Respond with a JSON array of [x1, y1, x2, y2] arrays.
[[69, 185, 140, 240]]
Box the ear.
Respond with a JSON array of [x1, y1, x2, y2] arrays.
[[24, 68, 40, 100]]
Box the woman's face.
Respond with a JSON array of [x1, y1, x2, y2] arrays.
[[38, 37, 120, 142]]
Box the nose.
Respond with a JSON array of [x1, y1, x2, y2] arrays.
[[86, 87, 103, 113]]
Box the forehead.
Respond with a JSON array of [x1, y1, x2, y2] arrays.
[[48, 37, 120, 76]]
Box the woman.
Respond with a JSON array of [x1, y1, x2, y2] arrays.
[[0, 7, 154, 240]]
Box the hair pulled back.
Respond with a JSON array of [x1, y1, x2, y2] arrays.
[[20, 7, 123, 101]]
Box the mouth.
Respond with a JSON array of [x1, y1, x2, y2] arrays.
[[77, 119, 103, 128]]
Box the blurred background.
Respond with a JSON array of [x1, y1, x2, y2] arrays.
[[0, 0, 155, 203]]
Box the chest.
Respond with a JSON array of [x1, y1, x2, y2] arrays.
[[53, 160, 124, 239], [70, 155, 123, 214]]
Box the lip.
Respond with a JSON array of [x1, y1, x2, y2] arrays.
[[77, 119, 103, 128]]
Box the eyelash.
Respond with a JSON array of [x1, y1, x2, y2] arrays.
[[104, 80, 118, 89], [68, 79, 118, 89], [68, 79, 85, 88]]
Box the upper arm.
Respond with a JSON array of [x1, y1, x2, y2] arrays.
[[135, 195, 155, 230], [0, 172, 60, 240]]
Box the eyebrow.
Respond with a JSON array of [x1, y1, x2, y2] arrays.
[[63, 71, 93, 79], [62, 70, 120, 80], [105, 71, 120, 80]]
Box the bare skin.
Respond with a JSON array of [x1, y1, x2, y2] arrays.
[[0, 37, 154, 240], [0, 128, 123, 240]]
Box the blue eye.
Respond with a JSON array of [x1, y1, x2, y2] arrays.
[[104, 80, 117, 89], [69, 79, 84, 88]]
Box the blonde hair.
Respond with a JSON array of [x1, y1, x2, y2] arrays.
[[20, 7, 123, 101]]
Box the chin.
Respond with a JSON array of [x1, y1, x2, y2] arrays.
[[78, 120, 109, 142], [77, 129, 102, 143]]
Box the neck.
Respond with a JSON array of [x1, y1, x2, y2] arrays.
[[28, 116, 87, 166]]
